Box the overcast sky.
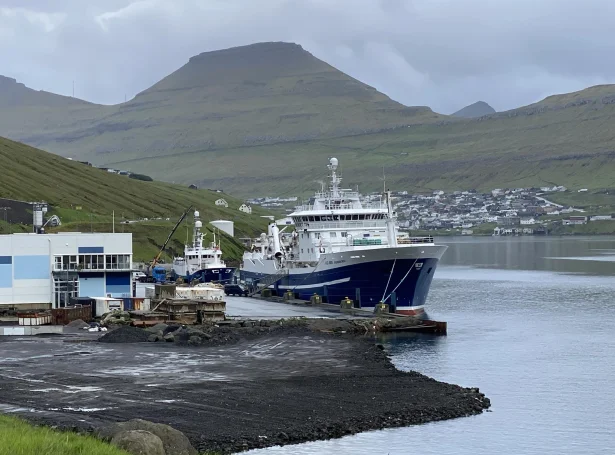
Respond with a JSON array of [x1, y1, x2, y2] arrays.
[[1, 0, 614, 113]]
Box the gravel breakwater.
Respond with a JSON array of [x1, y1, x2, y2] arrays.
[[0, 318, 490, 454]]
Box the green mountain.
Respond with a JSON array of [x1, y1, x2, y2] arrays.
[[0, 137, 267, 262], [452, 101, 495, 118], [0, 42, 443, 166], [2, 43, 615, 196]]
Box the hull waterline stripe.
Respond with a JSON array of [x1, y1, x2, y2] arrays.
[[277, 277, 351, 290]]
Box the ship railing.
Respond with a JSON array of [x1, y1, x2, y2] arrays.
[[294, 202, 385, 211], [298, 220, 387, 230], [397, 236, 434, 244], [313, 191, 361, 199]]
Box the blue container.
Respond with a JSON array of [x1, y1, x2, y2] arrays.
[[123, 298, 134, 311]]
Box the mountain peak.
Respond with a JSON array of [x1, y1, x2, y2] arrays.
[[189, 41, 305, 62], [452, 101, 496, 118], [139, 41, 329, 95]]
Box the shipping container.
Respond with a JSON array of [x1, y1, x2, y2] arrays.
[[51, 306, 92, 325], [94, 298, 123, 317]]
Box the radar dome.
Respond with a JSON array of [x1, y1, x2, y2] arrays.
[[194, 210, 200, 217], [329, 157, 338, 168], [195, 221, 203, 228]]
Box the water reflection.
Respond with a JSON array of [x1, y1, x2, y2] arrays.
[[436, 236, 615, 275]]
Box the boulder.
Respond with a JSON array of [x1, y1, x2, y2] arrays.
[[145, 323, 169, 334], [163, 325, 182, 335], [186, 329, 210, 339], [188, 335, 202, 346], [163, 333, 175, 342], [98, 419, 197, 455], [110, 430, 165, 455]]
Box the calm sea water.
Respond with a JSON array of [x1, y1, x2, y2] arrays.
[[250, 236, 615, 455]]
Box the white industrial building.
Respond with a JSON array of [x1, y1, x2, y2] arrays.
[[210, 220, 234, 237], [0, 232, 133, 308]]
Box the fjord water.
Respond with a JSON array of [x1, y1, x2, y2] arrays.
[[251, 236, 615, 454]]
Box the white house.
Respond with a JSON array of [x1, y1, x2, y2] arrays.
[[520, 217, 536, 225], [215, 198, 228, 208], [239, 204, 252, 214]]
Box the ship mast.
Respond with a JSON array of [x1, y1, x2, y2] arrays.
[[327, 157, 340, 199]]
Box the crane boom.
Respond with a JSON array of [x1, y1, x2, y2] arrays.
[[152, 205, 193, 267]]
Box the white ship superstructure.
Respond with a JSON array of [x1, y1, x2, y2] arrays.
[[172, 211, 235, 283]]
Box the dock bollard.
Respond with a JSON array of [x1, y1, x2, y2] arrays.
[[374, 302, 390, 315], [340, 297, 354, 311], [284, 290, 294, 301], [310, 293, 321, 305], [261, 289, 272, 298]]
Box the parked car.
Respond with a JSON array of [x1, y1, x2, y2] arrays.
[[224, 283, 249, 296], [132, 271, 146, 281]]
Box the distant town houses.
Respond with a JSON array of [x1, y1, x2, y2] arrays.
[[246, 184, 613, 236]]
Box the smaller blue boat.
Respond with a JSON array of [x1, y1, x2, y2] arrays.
[[171, 210, 235, 284]]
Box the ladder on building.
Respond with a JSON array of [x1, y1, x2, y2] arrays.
[[248, 268, 289, 297]]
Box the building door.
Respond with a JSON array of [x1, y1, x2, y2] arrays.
[[53, 274, 79, 308]]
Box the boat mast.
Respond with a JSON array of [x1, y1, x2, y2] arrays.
[[385, 190, 398, 247]]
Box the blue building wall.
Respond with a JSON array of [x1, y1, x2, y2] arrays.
[[79, 273, 105, 298], [0, 256, 12, 288], [13, 255, 50, 280], [106, 272, 131, 297]]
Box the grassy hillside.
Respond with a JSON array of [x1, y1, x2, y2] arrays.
[[109, 84, 615, 198], [0, 137, 269, 261]]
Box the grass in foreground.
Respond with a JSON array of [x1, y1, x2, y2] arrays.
[[0, 415, 129, 455]]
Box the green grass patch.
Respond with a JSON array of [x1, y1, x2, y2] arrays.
[[0, 415, 129, 455]]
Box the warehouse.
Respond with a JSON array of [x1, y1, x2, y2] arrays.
[[0, 232, 133, 308]]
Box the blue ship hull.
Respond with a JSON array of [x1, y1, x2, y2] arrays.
[[241, 257, 440, 314]]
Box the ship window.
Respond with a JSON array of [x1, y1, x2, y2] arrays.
[[330, 232, 337, 237], [308, 216, 314, 222], [352, 214, 358, 220], [333, 215, 339, 221], [359, 215, 365, 220], [301, 249, 304, 253], [315, 233, 320, 239], [303, 217, 308, 222], [341, 232, 347, 237]]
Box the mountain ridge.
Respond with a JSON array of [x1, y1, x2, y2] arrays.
[[2, 42, 615, 196]]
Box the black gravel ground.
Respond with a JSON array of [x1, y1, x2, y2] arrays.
[[0, 324, 490, 453]]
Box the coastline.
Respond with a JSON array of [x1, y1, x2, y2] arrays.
[[0, 321, 490, 453]]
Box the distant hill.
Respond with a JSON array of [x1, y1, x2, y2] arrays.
[[452, 101, 495, 118], [0, 136, 266, 261], [0, 42, 444, 165], [0, 75, 91, 108]]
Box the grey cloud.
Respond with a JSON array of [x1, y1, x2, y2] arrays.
[[1, 0, 614, 113]]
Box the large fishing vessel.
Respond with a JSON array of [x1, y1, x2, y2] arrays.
[[240, 158, 447, 315], [172, 210, 235, 284]]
